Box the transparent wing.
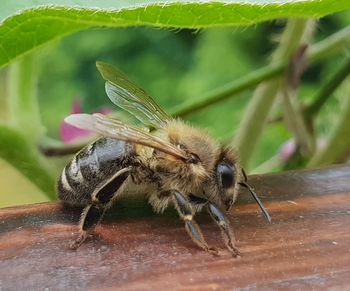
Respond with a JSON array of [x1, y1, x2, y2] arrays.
[[96, 61, 172, 129], [65, 113, 188, 161]]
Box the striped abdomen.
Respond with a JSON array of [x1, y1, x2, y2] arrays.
[[57, 137, 135, 206]]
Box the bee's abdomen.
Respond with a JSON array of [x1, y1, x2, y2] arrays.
[[57, 137, 135, 205]]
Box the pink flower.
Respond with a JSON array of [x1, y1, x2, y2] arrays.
[[279, 138, 327, 162], [279, 140, 297, 162], [60, 100, 112, 144]]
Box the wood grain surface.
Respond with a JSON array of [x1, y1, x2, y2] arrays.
[[1, 165, 350, 290]]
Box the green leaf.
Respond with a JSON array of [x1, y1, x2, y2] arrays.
[[1, 0, 350, 68]]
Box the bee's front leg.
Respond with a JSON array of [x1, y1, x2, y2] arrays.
[[70, 167, 131, 250], [173, 191, 218, 255], [207, 202, 240, 257]]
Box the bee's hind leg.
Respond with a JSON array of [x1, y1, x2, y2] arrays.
[[69, 204, 105, 250], [70, 167, 131, 250], [207, 202, 240, 257], [172, 191, 218, 255]]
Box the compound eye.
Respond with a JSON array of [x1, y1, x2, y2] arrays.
[[217, 163, 235, 188]]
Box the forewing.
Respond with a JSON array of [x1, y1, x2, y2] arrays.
[[96, 61, 171, 129], [65, 113, 188, 161]]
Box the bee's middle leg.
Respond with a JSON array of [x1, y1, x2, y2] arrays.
[[70, 167, 131, 250], [173, 191, 218, 255]]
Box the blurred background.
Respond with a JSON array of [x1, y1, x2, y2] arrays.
[[0, 11, 349, 207]]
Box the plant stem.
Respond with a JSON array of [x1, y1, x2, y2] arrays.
[[281, 86, 315, 156], [233, 19, 314, 169], [171, 25, 350, 118], [0, 124, 56, 199], [38, 137, 87, 157], [250, 154, 281, 174], [306, 53, 350, 118], [170, 63, 281, 117], [281, 44, 315, 158], [8, 53, 45, 141], [309, 26, 350, 62], [308, 96, 350, 167], [267, 52, 350, 126], [5, 53, 56, 199]]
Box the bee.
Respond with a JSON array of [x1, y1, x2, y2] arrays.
[[58, 62, 271, 256]]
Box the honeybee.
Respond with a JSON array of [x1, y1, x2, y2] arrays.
[[58, 62, 271, 256]]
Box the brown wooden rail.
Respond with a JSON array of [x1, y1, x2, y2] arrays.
[[1, 165, 350, 290]]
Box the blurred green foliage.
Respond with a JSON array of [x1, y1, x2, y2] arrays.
[[38, 14, 347, 164], [1, 9, 350, 207], [39, 25, 274, 139]]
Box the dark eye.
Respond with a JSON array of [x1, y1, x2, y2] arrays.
[[217, 163, 235, 188]]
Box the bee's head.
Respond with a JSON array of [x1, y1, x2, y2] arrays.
[[213, 148, 271, 221], [213, 147, 242, 211], [181, 145, 242, 211]]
